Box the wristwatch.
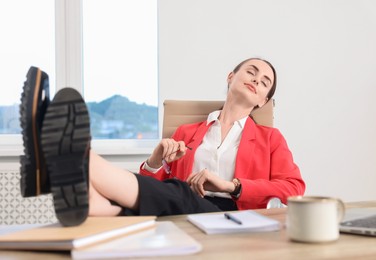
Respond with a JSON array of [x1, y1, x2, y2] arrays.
[[229, 178, 242, 199]]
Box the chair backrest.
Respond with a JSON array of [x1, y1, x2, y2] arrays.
[[162, 99, 274, 138]]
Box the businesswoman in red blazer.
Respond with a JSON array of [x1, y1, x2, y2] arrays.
[[87, 57, 305, 217], [137, 57, 305, 212]]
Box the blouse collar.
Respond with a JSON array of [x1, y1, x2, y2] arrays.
[[206, 110, 248, 129]]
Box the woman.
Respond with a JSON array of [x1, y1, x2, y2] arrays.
[[138, 57, 304, 211], [20, 58, 304, 226], [88, 57, 305, 217]]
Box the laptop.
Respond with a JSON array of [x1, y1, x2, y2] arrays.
[[339, 207, 376, 236]]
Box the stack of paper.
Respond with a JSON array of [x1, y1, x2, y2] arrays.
[[0, 216, 156, 250], [187, 210, 281, 234]]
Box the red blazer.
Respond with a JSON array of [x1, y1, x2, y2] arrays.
[[139, 117, 305, 209]]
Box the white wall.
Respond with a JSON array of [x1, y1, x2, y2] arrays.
[[158, 0, 376, 202]]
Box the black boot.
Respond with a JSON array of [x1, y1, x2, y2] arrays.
[[41, 87, 91, 227]]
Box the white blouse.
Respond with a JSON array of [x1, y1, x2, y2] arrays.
[[144, 110, 247, 198], [193, 110, 247, 198]]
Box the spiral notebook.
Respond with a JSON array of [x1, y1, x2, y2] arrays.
[[187, 210, 281, 235]]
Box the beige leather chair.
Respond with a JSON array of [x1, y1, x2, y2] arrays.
[[162, 99, 274, 138]]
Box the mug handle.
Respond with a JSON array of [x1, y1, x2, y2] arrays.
[[336, 198, 346, 223]]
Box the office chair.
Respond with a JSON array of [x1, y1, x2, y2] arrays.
[[162, 99, 274, 138]]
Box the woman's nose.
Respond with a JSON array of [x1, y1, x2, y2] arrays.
[[251, 78, 258, 85]]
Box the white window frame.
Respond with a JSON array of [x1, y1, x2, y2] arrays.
[[0, 0, 159, 160]]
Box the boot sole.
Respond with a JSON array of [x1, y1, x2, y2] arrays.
[[19, 66, 50, 197], [41, 88, 90, 226]]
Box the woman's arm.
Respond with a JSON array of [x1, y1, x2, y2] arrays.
[[235, 128, 305, 209]]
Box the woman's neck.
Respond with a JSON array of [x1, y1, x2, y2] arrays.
[[218, 99, 254, 125]]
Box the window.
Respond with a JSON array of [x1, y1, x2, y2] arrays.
[[0, 0, 158, 156], [82, 0, 158, 140], [0, 0, 55, 135]]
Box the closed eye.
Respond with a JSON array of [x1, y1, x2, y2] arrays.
[[262, 76, 272, 88], [247, 70, 255, 76]]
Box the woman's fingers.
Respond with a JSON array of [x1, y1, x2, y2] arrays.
[[163, 139, 187, 162], [160, 139, 174, 158], [188, 169, 231, 196], [148, 139, 188, 168], [188, 171, 206, 197]]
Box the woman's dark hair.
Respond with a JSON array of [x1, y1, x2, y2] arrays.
[[232, 58, 277, 102]]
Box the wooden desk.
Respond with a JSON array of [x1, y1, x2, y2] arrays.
[[1, 201, 376, 260]]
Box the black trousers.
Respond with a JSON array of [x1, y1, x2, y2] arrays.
[[121, 173, 222, 216]]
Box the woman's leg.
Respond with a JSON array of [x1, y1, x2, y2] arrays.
[[88, 151, 221, 216], [89, 151, 140, 216], [89, 181, 123, 216]]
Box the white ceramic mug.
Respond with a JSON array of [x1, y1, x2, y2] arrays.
[[286, 196, 345, 243]]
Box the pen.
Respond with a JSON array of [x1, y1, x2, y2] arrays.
[[165, 146, 192, 157], [224, 213, 242, 225]]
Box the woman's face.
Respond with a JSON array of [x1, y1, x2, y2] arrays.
[[227, 59, 274, 108]]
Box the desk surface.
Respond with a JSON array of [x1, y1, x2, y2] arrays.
[[1, 201, 376, 260]]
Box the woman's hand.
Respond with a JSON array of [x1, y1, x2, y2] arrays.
[[146, 138, 189, 168], [186, 169, 235, 197]]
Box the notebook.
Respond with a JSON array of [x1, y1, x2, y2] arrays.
[[71, 221, 202, 259], [0, 216, 156, 250], [187, 210, 281, 235], [339, 207, 376, 236]]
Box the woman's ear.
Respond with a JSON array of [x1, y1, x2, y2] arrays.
[[227, 72, 234, 84]]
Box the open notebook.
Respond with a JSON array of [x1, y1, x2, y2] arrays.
[[339, 207, 376, 236]]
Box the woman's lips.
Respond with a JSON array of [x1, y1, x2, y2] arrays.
[[245, 83, 257, 94]]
